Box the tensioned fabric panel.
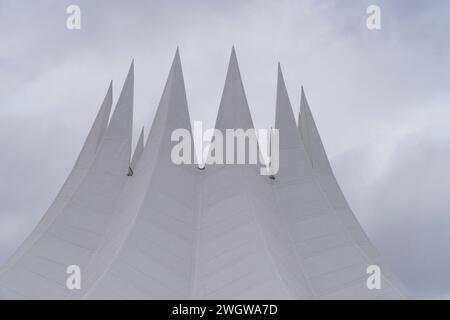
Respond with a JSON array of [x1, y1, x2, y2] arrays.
[[194, 50, 312, 299], [0, 65, 133, 299], [79, 51, 199, 299], [275, 66, 406, 299], [0, 83, 113, 280], [130, 127, 145, 173], [298, 87, 409, 297]]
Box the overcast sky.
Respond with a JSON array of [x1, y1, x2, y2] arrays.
[[1, 0, 449, 299]]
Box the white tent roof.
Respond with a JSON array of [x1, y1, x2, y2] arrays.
[[0, 49, 408, 299]]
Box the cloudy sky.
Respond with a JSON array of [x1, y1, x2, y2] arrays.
[[1, 0, 449, 298]]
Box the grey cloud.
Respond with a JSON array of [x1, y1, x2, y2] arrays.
[[0, 0, 449, 298]]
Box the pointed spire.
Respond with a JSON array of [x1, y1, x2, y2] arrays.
[[96, 61, 134, 175], [230, 45, 237, 63], [130, 127, 145, 173], [150, 47, 189, 133], [96, 81, 113, 149], [105, 60, 134, 140], [297, 111, 302, 131], [300, 85, 309, 128], [299, 85, 310, 152], [171, 47, 182, 85], [143, 48, 193, 164], [214, 46, 254, 132], [297, 86, 304, 132], [75, 81, 113, 167], [275, 64, 301, 149], [299, 86, 331, 171]]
